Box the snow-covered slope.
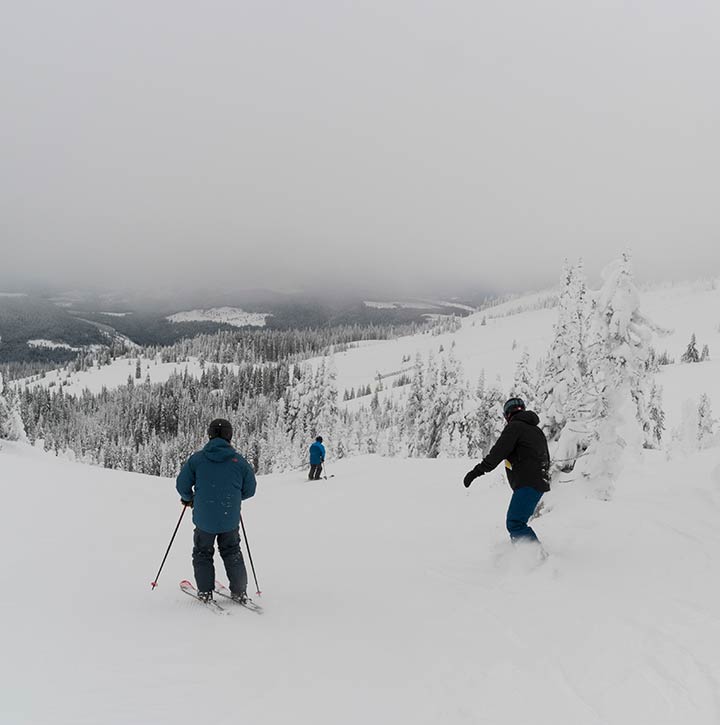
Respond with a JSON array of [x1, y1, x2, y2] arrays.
[[27, 339, 82, 351], [20, 278, 720, 434], [19, 356, 238, 396], [333, 279, 720, 433], [4, 276, 720, 723], [167, 307, 269, 327], [1, 440, 720, 724]]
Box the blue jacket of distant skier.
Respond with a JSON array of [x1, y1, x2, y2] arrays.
[[176, 438, 257, 534], [309, 441, 326, 465]]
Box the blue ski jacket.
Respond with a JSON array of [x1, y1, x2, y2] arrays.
[[176, 438, 257, 534], [309, 441, 326, 465]]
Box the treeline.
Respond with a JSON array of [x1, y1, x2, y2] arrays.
[[15, 253, 697, 491], [149, 318, 460, 365], [15, 316, 464, 476], [20, 363, 293, 476], [17, 352, 507, 478]]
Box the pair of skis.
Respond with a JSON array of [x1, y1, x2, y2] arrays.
[[180, 579, 263, 615]]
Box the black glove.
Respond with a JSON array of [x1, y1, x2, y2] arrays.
[[180, 499, 194, 508], [463, 467, 484, 488]]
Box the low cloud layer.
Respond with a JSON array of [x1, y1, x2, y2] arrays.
[[2, 1, 719, 298]]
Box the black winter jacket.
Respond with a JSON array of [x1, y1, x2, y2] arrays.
[[473, 410, 550, 493]]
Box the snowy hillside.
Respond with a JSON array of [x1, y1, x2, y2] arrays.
[[167, 307, 269, 328], [3, 273, 720, 723], [2, 439, 720, 724], [21, 278, 719, 410], [27, 339, 82, 351], [18, 356, 238, 396], [364, 298, 475, 313], [334, 278, 720, 435], [14, 275, 720, 457]]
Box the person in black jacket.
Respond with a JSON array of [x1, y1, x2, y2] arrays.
[[463, 397, 550, 543]]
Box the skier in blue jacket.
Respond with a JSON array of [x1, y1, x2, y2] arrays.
[[308, 436, 326, 480], [176, 418, 257, 602]]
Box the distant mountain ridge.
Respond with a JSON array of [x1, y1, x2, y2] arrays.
[[0, 289, 474, 364]]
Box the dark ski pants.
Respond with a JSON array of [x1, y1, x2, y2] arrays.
[[506, 487, 544, 543], [192, 527, 248, 595], [309, 463, 323, 480]]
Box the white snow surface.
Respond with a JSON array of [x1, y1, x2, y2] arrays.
[[16, 278, 720, 431], [27, 339, 80, 351], [334, 279, 720, 433], [167, 306, 268, 327], [2, 441, 720, 724], [4, 277, 720, 723], [364, 298, 475, 312], [19, 357, 237, 396]]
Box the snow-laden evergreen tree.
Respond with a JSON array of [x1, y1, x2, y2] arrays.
[[536, 260, 588, 442], [697, 394, 716, 449], [281, 364, 315, 468], [464, 372, 486, 459], [681, 334, 700, 363], [260, 398, 292, 472], [404, 353, 425, 456], [435, 354, 469, 458], [646, 382, 665, 449], [401, 352, 471, 458], [278, 359, 341, 467], [574, 253, 661, 487], [511, 349, 537, 410], [701, 344, 710, 362], [465, 373, 505, 459], [313, 358, 339, 446], [413, 354, 440, 457], [0, 373, 26, 442]]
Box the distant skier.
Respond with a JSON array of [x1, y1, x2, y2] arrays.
[[463, 398, 550, 544], [308, 435, 326, 480], [176, 418, 257, 603]]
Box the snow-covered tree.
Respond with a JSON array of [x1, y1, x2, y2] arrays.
[[465, 374, 505, 459], [681, 334, 700, 363], [575, 254, 661, 486], [435, 354, 469, 458], [413, 354, 440, 457], [404, 354, 425, 456], [697, 394, 716, 449], [313, 358, 339, 444], [0, 373, 25, 442], [646, 382, 665, 450], [536, 260, 588, 442], [511, 349, 537, 411]]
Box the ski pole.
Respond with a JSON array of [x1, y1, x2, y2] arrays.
[[240, 512, 262, 596], [150, 505, 188, 590]]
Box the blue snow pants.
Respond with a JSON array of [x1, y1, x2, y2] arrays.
[[506, 487, 544, 542], [192, 528, 248, 595]]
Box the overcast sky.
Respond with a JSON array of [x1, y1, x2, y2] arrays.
[[1, 1, 719, 298]]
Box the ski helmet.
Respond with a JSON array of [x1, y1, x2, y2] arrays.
[[208, 418, 233, 441], [316, 436, 323, 443], [503, 397, 525, 421]]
